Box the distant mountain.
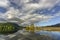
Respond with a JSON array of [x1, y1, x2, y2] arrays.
[[52, 23, 60, 27], [46, 23, 60, 27]]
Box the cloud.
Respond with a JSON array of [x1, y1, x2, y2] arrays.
[[3, 7, 19, 19], [54, 11, 60, 17], [0, 0, 60, 25], [0, 0, 10, 8], [17, 13, 53, 25]]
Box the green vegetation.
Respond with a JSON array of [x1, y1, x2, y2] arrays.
[[0, 22, 60, 34], [0, 22, 22, 34], [25, 24, 60, 32]]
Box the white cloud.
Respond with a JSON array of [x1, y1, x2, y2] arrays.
[[54, 11, 60, 17], [0, 0, 10, 8], [4, 7, 20, 19], [0, 0, 60, 25], [20, 14, 53, 25]]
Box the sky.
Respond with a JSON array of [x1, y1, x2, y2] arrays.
[[0, 0, 60, 26], [36, 16, 60, 26]]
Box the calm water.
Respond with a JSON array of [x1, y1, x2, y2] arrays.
[[36, 31, 60, 40], [0, 31, 60, 40]]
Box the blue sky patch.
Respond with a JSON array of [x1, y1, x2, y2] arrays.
[[0, 7, 7, 13]]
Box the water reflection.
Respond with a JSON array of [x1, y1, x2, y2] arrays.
[[36, 31, 60, 40]]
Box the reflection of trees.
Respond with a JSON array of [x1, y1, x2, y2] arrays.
[[9, 32, 53, 40]]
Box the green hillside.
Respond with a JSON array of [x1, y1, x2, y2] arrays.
[[0, 22, 22, 34]]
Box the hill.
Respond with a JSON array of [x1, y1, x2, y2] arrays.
[[46, 23, 60, 27]]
